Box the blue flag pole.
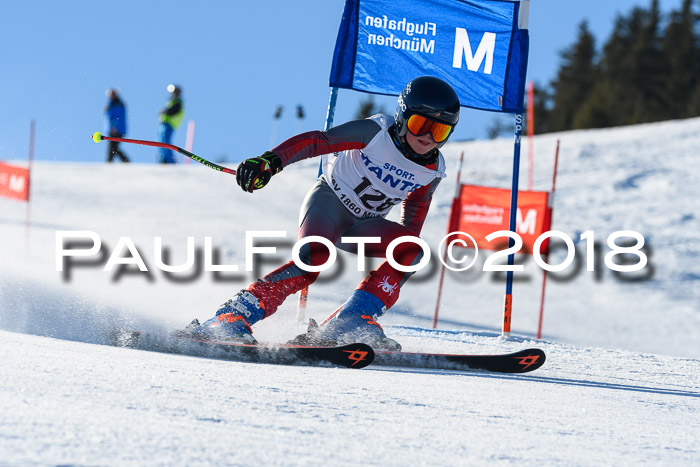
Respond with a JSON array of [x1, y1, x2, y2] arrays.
[[316, 87, 339, 179], [502, 113, 525, 338], [324, 87, 339, 131], [322, 0, 531, 332]]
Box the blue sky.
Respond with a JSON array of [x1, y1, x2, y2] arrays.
[[0, 0, 681, 165]]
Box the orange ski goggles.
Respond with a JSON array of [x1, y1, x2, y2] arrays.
[[406, 114, 454, 143]]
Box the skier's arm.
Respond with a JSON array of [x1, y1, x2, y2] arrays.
[[399, 178, 442, 235], [272, 118, 382, 166], [236, 119, 382, 192]]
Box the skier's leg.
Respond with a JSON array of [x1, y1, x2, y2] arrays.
[[248, 177, 356, 316], [342, 217, 425, 309], [194, 178, 356, 341], [293, 218, 423, 349]]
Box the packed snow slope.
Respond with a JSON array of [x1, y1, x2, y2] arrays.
[[1, 117, 699, 465]]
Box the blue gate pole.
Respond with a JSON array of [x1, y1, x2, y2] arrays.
[[502, 113, 525, 338], [298, 87, 340, 321], [324, 87, 339, 131], [316, 87, 339, 176]]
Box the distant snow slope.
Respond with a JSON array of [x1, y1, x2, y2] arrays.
[[1, 118, 699, 465]]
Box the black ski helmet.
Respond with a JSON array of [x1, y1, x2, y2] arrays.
[[394, 76, 460, 149]]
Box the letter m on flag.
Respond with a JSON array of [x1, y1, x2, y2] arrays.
[[452, 28, 496, 74]]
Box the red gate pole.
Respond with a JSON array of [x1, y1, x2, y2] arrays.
[[527, 81, 535, 191], [537, 139, 560, 339], [25, 119, 35, 242], [184, 120, 195, 164], [433, 151, 464, 329]]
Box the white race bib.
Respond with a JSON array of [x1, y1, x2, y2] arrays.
[[322, 114, 446, 218]]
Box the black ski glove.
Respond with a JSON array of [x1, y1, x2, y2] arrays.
[[236, 151, 283, 193]]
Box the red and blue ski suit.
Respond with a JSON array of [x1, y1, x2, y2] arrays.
[[246, 114, 447, 318]]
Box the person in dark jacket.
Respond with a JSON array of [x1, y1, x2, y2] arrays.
[[158, 84, 184, 164], [104, 89, 129, 163]]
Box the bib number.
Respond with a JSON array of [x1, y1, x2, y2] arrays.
[[353, 176, 402, 212]]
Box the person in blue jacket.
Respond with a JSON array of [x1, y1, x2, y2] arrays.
[[158, 84, 184, 164], [104, 89, 129, 163]]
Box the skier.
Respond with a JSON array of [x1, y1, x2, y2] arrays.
[[193, 76, 460, 350]]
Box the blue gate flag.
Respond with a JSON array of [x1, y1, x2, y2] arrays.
[[329, 0, 530, 113]]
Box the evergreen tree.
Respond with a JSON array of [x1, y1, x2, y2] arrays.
[[548, 21, 598, 131], [632, 0, 667, 122], [531, 82, 553, 134], [536, 0, 700, 133], [663, 0, 700, 117], [355, 94, 385, 119], [596, 6, 650, 126], [572, 88, 618, 129], [576, 2, 666, 127], [486, 115, 512, 139], [688, 83, 700, 116]]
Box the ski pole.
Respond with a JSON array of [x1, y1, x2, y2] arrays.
[[91, 132, 236, 175]]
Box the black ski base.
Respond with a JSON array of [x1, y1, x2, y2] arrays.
[[373, 348, 546, 373], [111, 329, 544, 373], [113, 330, 375, 369]]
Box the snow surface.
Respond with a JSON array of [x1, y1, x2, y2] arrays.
[[1, 118, 699, 465]]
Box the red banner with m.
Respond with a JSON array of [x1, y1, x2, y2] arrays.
[[448, 184, 551, 253], [0, 162, 30, 201]]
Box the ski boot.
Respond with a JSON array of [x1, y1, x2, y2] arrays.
[[291, 290, 401, 351], [191, 291, 265, 344]]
